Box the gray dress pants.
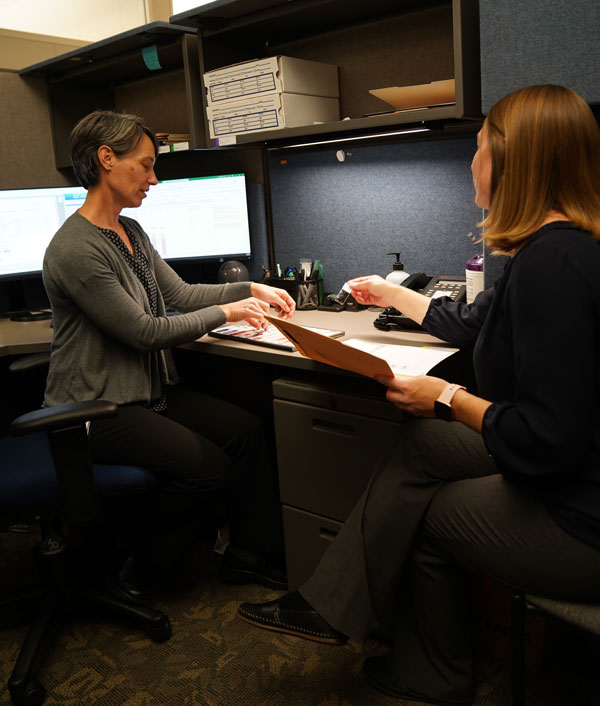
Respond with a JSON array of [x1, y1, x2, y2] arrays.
[[300, 419, 600, 702]]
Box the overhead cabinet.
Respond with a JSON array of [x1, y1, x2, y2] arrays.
[[171, 0, 482, 146], [20, 1, 482, 167], [19, 22, 205, 169]]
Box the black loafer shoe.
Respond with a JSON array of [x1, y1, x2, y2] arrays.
[[363, 656, 473, 705], [238, 592, 347, 645], [219, 548, 288, 590]]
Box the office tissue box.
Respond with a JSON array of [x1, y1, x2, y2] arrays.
[[204, 55, 339, 105]]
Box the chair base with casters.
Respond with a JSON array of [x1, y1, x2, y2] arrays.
[[511, 592, 600, 706], [1, 402, 172, 706]]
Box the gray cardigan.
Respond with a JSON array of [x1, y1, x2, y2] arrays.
[[43, 212, 251, 407]]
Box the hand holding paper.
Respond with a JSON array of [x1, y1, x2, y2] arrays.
[[266, 316, 457, 380], [266, 316, 393, 378]]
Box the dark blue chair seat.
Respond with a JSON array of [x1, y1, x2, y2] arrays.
[[1, 432, 157, 509]]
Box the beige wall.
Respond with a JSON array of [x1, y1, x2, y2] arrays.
[[0, 28, 88, 71], [0, 0, 172, 43]]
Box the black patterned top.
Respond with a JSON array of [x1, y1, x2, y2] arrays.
[[98, 221, 167, 412]]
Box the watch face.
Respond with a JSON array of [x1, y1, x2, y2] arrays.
[[434, 399, 452, 421]]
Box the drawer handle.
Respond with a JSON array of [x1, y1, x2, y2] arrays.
[[320, 527, 338, 541], [312, 418, 355, 436]]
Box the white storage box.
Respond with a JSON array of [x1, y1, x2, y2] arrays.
[[204, 55, 339, 105], [206, 92, 340, 140]]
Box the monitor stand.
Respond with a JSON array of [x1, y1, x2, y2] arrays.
[[3, 279, 52, 322]]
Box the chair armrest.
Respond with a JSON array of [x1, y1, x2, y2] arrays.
[[9, 400, 118, 436], [8, 352, 52, 373]]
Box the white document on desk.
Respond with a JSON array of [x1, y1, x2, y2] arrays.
[[344, 339, 458, 377]]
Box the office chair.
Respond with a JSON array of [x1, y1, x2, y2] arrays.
[[511, 592, 600, 706], [0, 382, 171, 706]]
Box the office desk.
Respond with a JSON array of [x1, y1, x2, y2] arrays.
[[1, 309, 445, 360], [183, 309, 464, 588], [1, 310, 466, 588], [182, 308, 449, 369], [0, 318, 53, 357]]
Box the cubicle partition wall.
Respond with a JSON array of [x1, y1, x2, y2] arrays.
[[479, 0, 600, 114], [268, 135, 487, 294]]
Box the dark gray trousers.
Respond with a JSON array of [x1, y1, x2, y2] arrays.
[[89, 385, 284, 569], [301, 419, 600, 702]]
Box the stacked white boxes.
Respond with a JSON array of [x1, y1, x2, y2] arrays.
[[204, 56, 339, 142]]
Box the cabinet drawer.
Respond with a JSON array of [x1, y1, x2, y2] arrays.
[[274, 399, 402, 522], [282, 505, 342, 590]]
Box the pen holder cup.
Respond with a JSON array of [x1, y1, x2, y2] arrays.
[[265, 277, 322, 310]]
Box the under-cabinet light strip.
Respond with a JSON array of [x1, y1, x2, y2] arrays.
[[271, 127, 431, 149]]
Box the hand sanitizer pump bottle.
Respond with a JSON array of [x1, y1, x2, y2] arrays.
[[385, 252, 410, 285]]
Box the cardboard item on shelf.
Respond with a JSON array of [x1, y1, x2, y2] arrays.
[[204, 55, 339, 105], [369, 79, 455, 111], [207, 92, 339, 140]]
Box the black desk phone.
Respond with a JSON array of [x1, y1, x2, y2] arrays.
[[374, 273, 466, 331]]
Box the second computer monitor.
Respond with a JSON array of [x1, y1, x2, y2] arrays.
[[122, 173, 252, 261]]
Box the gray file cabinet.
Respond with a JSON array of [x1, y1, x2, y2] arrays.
[[273, 376, 406, 589]]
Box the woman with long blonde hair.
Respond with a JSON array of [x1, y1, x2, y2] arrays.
[[238, 85, 600, 704]]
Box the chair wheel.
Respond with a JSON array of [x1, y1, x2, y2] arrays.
[[149, 614, 172, 643], [10, 678, 46, 706]]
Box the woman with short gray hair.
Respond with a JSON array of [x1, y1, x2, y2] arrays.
[[43, 109, 295, 597]]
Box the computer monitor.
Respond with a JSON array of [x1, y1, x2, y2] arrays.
[[0, 185, 87, 279], [122, 173, 251, 261], [0, 173, 252, 281]]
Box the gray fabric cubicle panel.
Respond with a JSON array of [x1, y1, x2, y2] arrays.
[[479, 0, 600, 114], [268, 137, 483, 295], [0, 71, 74, 189]]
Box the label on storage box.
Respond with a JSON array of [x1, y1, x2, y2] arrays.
[[204, 55, 339, 105], [209, 100, 281, 137], [206, 93, 339, 140], [209, 71, 277, 103]]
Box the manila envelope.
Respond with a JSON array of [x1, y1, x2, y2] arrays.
[[266, 316, 393, 379], [369, 79, 455, 111]]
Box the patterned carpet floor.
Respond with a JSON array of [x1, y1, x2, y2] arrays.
[[0, 529, 595, 706]]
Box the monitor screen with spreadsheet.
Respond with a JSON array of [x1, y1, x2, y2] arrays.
[[0, 185, 87, 279], [122, 173, 251, 262], [0, 173, 251, 280]]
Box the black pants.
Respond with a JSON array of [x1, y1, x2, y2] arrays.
[[301, 419, 600, 702], [88, 385, 283, 571]]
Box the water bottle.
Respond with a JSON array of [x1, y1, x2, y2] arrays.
[[465, 254, 484, 303]]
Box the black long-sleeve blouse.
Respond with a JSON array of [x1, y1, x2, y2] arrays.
[[422, 222, 600, 549]]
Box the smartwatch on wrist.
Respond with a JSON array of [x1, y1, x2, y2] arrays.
[[434, 383, 466, 421]]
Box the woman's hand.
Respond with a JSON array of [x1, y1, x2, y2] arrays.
[[349, 274, 431, 326], [347, 275, 397, 308], [375, 373, 448, 417], [377, 374, 489, 433], [251, 282, 296, 319], [219, 297, 270, 329]]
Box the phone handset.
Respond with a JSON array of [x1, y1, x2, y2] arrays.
[[374, 274, 467, 331], [399, 272, 431, 292]]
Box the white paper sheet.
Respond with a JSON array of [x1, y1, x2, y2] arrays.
[[344, 339, 458, 377]]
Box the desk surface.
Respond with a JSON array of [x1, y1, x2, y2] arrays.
[[0, 317, 54, 357], [183, 309, 447, 373], [0, 309, 446, 370]]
